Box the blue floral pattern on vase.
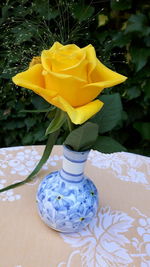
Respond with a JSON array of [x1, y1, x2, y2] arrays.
[[36, 146, 99, 233]]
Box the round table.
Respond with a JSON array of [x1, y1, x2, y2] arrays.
[[0, 145, 150, 267]]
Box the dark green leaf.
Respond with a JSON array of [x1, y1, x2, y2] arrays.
[[92, 93, 123, 134], [46, 109, 67, 135], [125, 14, 149, 35], [133, 122, 150, 140], [4, 120, 24, 130], [143, 80, 150, 98], [33, 126, 46, 142], [22, 133, 33, 145], [112, 32, 131, 48], [111, 0, 131, 10], [144, 36, 150, 47], [31, 95, 51, 110], [34, 0, 59, 19], [20, 108, 51, 113], [72, 4, 94, 22], [44, 9, 59, 20], [94, 136, 127, 153], [64, 122, 99, 151], [25, 118, 36, 131], [2, 5, 9, 19], [130, 47, 150, 71], [127, 87, 141, 100]]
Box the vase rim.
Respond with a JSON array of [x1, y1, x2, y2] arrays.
[[63, 145, 90, 154]]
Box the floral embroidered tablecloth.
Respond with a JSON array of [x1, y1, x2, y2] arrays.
[[0, 145, 150, 267]]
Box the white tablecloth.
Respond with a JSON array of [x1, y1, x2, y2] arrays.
[[0, 145, 150, 267]]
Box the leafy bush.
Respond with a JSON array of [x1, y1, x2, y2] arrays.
[[0, 0, 149, 155]]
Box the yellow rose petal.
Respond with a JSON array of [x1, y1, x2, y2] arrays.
[[39, 89, 58, 103], [82, 44, 97, 82], [50, 41, 64, 51], [51, 96, 103, 124], [41, 42, 64, 72], [42, 42, 88, 81], [43, 71, 86, 107], [41, 50, 52, 73], [91, 59, 127, 85], [73, 84, 103, 107], [12, 64, 45, 93], [12, 64, 58, 102], [51, 50, 88, 81], [57, 43, 81, 55], [41, 42, 80, 73]]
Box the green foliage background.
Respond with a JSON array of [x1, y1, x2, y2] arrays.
[[0, 0, 150, 155]]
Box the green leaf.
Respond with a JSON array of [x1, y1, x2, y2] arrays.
[[4, 120, 24, 130], [34, 0, 59, 19], [94, 136, 127, 153], [46, 10, 59, 20], [127, 87, 141, 100], [25, 117, 36, 131], [11, 22, 38, 44], [64, 122, 99, 151], [133, 122, 150, 140], [98, 15, 108, 27], [46, 109, 67, 135], [2, 5, 10, 19], [0, 130, 60, 193], [125, 14, 149, 35], [112, 32, 131, 48], [92, 93, 123, 134], [22, 133, 33, 145], [143, 80, 150, 98], [111, 0, 131, 10], [20, 108, 51, 113], [31, 95, 50, 110], [33, 127, 46, 142], [130, 47, 150, 72], [72, 3, 94, 22], [144, 36, 150, 47]]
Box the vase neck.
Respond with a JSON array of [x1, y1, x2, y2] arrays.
[[60, 146, 90, 183]]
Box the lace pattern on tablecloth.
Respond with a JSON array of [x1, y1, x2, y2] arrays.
[[0, 146, 149, 267]]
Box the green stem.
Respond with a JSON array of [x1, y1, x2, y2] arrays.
[[67, 115, 75, 133], [0, 130, 60, 193]]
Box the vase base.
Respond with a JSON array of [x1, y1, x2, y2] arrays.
[[37, 170, 99, 233]]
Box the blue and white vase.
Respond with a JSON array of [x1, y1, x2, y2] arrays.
[[36, 145, 99, 233]]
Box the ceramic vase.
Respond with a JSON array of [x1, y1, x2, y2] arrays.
[[36, 145, 99, 232]]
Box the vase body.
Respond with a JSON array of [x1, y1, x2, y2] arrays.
[[36, 146, 99, 233]]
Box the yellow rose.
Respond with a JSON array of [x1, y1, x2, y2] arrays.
[[12, 42, 127, 124]]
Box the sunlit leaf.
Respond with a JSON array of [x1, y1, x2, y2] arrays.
[[46, 109, 67, 135], [92, 94, 123, 134], [94, 136, 127, 153], [64, 122, 98, 151]]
